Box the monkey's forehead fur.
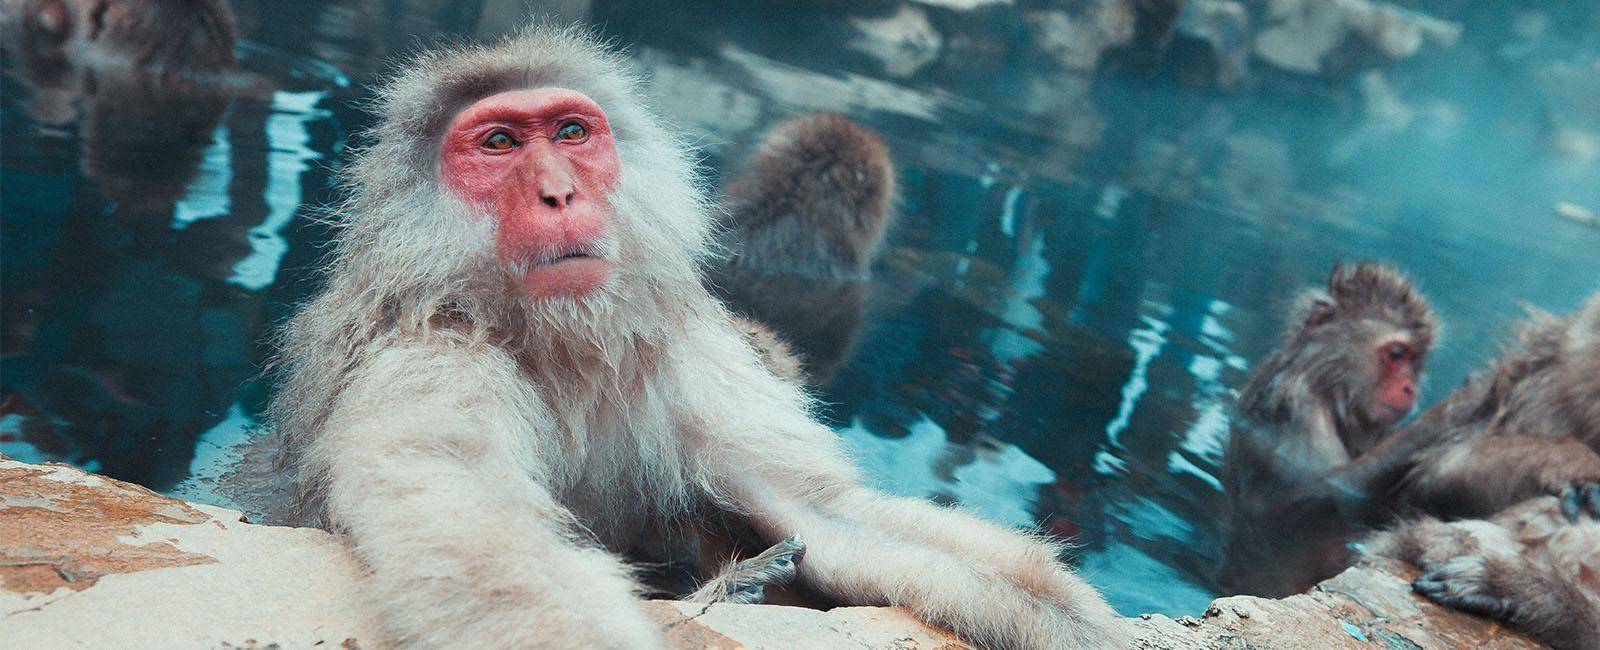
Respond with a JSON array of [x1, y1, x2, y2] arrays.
[[1293, 262, 1438, 342], [349, 24, 695, 196]]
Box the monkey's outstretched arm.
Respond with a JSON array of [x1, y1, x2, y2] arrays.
[[1319, 423, 1449, 519], [1234, 419, 1427, 524], [305, 342, 661, 649], [1404, 433, 1600, 519], [674, 324, 1127, 650], [1248, 407, 1452, 522]]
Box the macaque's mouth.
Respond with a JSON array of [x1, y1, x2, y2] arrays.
[[1376, 402, 1412, 421], [506, 248, 613, 299], [503, 244, 610, 274], [547, 251, 596, 265]]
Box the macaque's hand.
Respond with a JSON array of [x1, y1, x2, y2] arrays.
[[688, 536, 806, 605], [1559, 482, 1600, 522], [1412, 555, 1514, 619]]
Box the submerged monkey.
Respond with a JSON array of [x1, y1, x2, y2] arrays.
[[709, 112, 898, 386], [267, 25, 1124, 649], [1220, 262, 1440, 596]]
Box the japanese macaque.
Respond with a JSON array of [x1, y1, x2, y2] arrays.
[[0, 0, 238, 131], [0, 0, 242, 488], [267, 25, 1123, 649], [707, 113, 896, 385], [1220, 262, 1439, 596], [0, 0, 237, 212], [1368, 495, 1599, 650], [1400, 292, 1600, 519], [1364, 292, 1600, 649]]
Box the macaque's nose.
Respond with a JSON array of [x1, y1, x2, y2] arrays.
[[527, 150, 579, 210], [1402, 383, 1415, 397], [538, 179, 576, 209]]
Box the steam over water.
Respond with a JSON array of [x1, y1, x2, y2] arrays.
[[3, 0, 1597, 616]]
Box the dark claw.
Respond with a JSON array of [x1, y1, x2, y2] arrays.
[[1562, 486, 1581, 522], [1560, 482, 1600, 522], [1414, 574, 1511, 619], [1413, 573, 1451, 599], [732, 583, 765, 604]]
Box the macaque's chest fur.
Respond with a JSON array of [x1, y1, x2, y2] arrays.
[[522, 350, 698, 552]]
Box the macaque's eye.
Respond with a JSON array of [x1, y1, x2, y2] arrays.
[[1384, 342, 1410, 363], [556, 121, 587, 142], [483, 131, 518, 150]]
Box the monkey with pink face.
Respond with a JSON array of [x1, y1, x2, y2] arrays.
[[268, 25, 1124, 649]]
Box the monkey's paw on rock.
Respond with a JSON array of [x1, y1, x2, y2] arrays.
[[0, 455, 1548, 649]]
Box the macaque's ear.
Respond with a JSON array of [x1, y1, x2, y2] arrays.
[[1288, 288, 1338, 333], [1304, 297, 1338, 330]]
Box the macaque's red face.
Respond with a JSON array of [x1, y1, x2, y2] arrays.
[[1372, 338, 1420, 424], [440, 88, 622, 300]]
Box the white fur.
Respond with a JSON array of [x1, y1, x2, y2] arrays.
[[268, 24, 1123, 649]]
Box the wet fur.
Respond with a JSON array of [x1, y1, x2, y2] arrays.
[[1369, 497, 1600, 650], [1235, 263, 1438, 448], [266, 25, 1122, 649], [707, 113, 896, 384], [1221, 263, 1438, 596], [1402, 293, 1600, 519], [1368, 293, 1600, 649]]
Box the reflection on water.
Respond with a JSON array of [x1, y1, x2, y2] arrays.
[[0, 1, 352, 490], [3, 0, 1598, 617]]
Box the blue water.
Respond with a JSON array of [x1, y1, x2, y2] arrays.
[[3, 1, 1598, 617]]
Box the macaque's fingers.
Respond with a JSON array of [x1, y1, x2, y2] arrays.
[[1413, 558, 1512, 619], [1560, 482, 1600, 522], [687, 536, 806, 604], [747, 497, 1125, 650], [1415, 580, 1513, 620]]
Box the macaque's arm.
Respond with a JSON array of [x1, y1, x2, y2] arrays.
[[1405, 434, 1600, 519], [1320, 422, 1452, 519], [306, 342, 660, 649], [1238, 416, 1433, 524], [671, 321, 1127, 650]]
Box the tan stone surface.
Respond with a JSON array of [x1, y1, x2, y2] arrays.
[[0, 455, 380, 649], [0, 455, 1550, 649], [1123, 559, 1544, 649], [0, 460, 216, 595], [648, 600, 971, 649]]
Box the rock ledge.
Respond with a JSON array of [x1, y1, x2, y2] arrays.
[[0, 456, 1543, 649]]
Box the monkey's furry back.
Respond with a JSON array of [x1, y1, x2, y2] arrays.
[[266, 24, 724, 526]]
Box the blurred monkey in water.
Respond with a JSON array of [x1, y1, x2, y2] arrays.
[[0, 0, 243, 488], [267, 25, 1123, 649], [1370, 292, 1600, 650], [1221, 262, 1440, 596], [708, 113, 897, 385], [1399, 292, 1600, 519]]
